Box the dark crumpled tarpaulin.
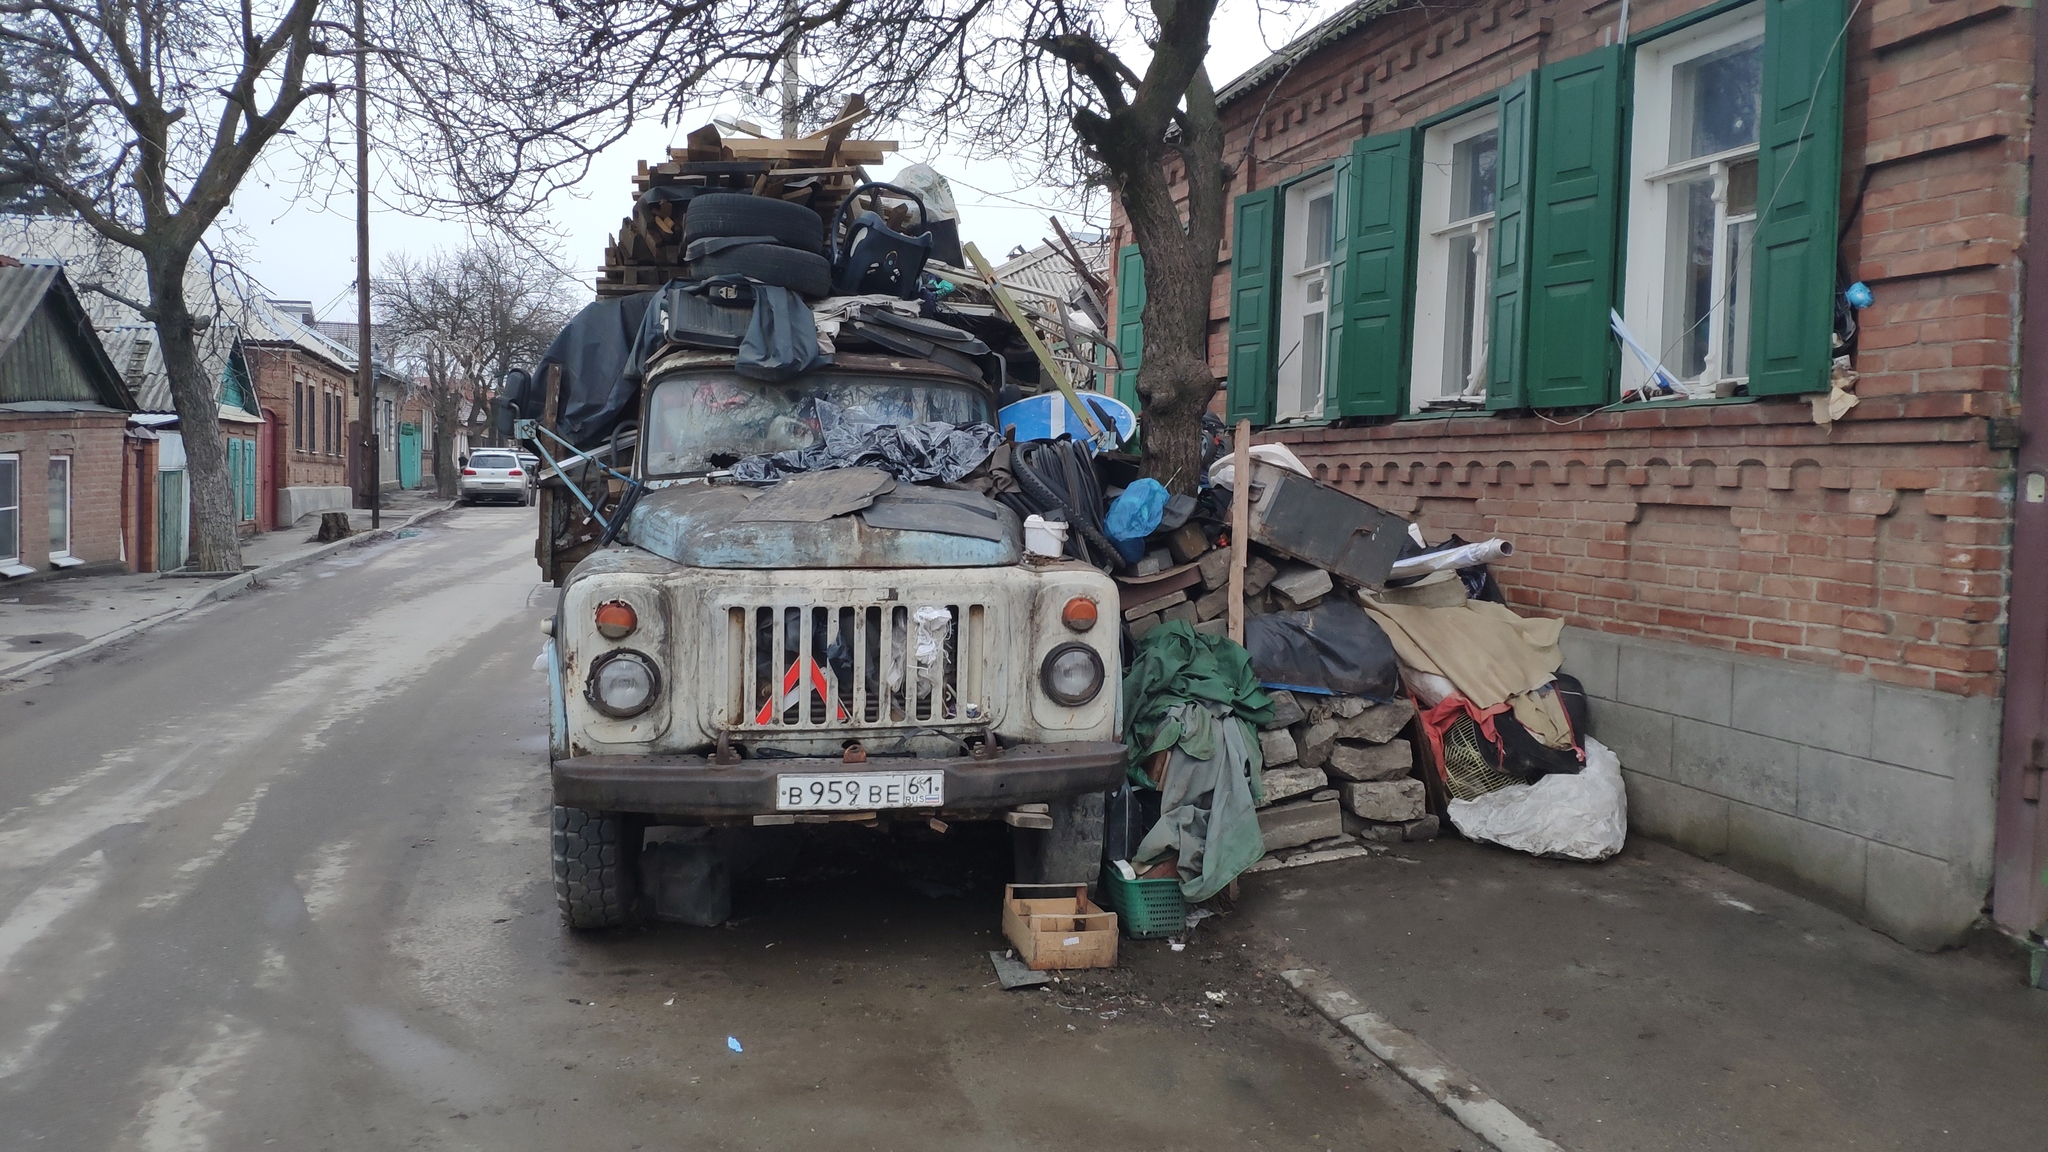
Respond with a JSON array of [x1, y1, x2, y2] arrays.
[[1244, 598, 1402, 700], [735, 283, 827, 383], [729, 398, 1000, 483], [1121, 623, 1276, 902], [516, 292, 658, 448]]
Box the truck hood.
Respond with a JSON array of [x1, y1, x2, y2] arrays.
[[626, 474, 1021, 569]]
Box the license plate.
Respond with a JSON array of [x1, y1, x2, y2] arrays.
[[775, 771, 944, 811]]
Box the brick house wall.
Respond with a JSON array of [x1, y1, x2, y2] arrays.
[[246, 344, 352, 525], [0, 411, 130, 569], [1111, 0, 2028, 945]]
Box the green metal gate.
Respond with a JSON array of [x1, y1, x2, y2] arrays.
[[398, 422, 422, 489]]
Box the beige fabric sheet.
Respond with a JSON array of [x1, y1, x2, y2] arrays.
[[1362, 597, 1563, 709]]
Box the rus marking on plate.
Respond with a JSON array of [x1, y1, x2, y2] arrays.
[[775, 772, 945, 811]]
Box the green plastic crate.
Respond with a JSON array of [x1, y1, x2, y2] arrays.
[[1099, 867, 1187, 939]]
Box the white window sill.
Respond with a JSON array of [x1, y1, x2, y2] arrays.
[[0, 563, 34, 579], [48, 555, 83, 569]]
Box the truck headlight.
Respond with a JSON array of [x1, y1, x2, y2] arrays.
[[1040, 642, 1105, 706], [586, 649, 660, 718]]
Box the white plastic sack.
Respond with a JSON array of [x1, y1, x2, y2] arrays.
[[1446, 736, 1628, 861]]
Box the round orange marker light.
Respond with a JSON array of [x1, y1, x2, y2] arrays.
[[1061, 596, 1099, 632], [594, 600, 638, 640]]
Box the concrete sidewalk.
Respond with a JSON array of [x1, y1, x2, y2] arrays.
[[0, 489, 451, 682], [1243, 836, 2048, 1152]]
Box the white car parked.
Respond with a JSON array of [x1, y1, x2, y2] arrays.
[[459, 449, 531, 505]]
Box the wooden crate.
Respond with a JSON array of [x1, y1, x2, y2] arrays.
[[1001, 884, 1118, 970]]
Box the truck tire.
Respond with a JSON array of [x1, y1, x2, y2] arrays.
[[683, 193, 826, 254], [552, 805, 640, 929], [688, 243, 834, 299], [1012, 791, 1108, 891]]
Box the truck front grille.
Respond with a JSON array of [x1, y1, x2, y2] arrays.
[[722, 599, 991, 730]]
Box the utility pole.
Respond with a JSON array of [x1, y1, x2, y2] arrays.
[[354, 0, 378, 527], [780, 0, 799, 137]]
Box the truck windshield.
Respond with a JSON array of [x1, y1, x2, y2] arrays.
[[642, 372, 993, 475]]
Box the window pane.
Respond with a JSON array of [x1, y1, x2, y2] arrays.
[[1727, 157, 1759, 216], [1725, 217, 1756, 379], [1667, 176, 1717, 378], [1673, 37, 1763, 161], [1304, 193, 1334, 267], [1300, 311, 1325, 408], [1451, 129, 1499, 220], [1443, 233, 1481, 396], [48, 457, 69, 555]]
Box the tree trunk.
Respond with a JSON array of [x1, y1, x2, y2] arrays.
[[149, 252, 243, 572], [433, 384, 461, 498], [1104, 66, 1229, 496]]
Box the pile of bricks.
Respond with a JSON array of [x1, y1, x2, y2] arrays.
[[1114, 517, 1438, 863], [1252, 689, 1437, 856]]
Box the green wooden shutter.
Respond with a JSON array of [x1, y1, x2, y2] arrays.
[[1526, 46, 1624, 408], [1331, 131, 1418, 417], [1225, 188, 1282, 425], [1486, 73, 1538, 410], [242, 438, 257, 520], [1112, 244, 1145, 410], [1748, 0, 1846, 396]]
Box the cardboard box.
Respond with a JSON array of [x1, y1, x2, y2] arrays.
[[1001, 884, 1119, 970]]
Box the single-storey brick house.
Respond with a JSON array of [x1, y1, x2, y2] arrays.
[[0, 258, 139, 576], [1111, 0, 2046, 946]]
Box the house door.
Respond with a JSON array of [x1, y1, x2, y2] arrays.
[[258, 410, 279, 529], [157, 471, 186, 572], [398, 422, 422, 488]]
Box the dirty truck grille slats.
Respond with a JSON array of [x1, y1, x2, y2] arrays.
[[723, 599, 988, 730]]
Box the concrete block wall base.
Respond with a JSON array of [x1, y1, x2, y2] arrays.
[[278, 486, 355, 526], [1561, 626, 1999, 949]]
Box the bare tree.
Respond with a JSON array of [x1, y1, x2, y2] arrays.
[[374, 240, 579, 497], [562, 0, 1302, 493], [0, 0, 733, 568]]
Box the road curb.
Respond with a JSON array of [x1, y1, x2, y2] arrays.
[[1, 502, 456, 686], [1281, 966, 1569, 1152]]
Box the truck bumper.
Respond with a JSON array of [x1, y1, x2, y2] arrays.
[[552, 741, 1127, 819]]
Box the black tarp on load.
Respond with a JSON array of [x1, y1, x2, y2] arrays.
[[1243, 599, 1402, 700], [513, 279, 829, 449], [516, 292, 658, 449]]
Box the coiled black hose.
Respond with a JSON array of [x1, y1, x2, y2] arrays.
[[999, 439, 1123, 570]]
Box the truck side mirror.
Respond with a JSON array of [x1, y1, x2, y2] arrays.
[[494, 393, 520, 439]]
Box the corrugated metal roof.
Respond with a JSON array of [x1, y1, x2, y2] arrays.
[[0, 258, 137, 411], [1215, 0, 1401, 109], [992, 237, 1112, 313], [0, 214, 360, 416], [0, 260, 61, 351]]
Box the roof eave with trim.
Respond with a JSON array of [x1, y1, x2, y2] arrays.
[[1214, 0, 1402, 110]]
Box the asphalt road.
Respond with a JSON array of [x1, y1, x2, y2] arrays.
[[0, 507, 1469, 1151]]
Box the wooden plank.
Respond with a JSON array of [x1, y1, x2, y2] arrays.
[[1229, 420, 1251, 645], [962, 242, 1102, 438]]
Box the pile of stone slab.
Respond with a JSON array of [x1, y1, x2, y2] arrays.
[[1252, 688, 1437, 857], [1120, 528, 1347, 640]]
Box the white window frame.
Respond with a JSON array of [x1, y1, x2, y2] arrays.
[[1622, 4, 1766, 398], [1410, 106, 1502, 409], [1275, 171, 1339, 422], [0, 453, 22, 573], [47, 453, 77, 566]]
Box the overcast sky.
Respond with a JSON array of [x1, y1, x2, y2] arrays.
[[217, 0, 1334, 315]]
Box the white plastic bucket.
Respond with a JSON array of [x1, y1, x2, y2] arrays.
[[1023, 515, 1069, 559]]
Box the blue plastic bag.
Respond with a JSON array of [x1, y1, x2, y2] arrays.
[[1105, 479, 1169, 548]]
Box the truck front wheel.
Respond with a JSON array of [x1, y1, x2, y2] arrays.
[[1011, 791, 1107, 891], [552, 805, 640, 929]]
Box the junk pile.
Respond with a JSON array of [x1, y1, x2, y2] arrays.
[[1103, 435, 1631, 923]]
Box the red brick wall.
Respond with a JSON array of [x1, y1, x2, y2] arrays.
[[0, 412, 131, 568], [1108, 0, 2027, 698], [247, 345, 350, 489]]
